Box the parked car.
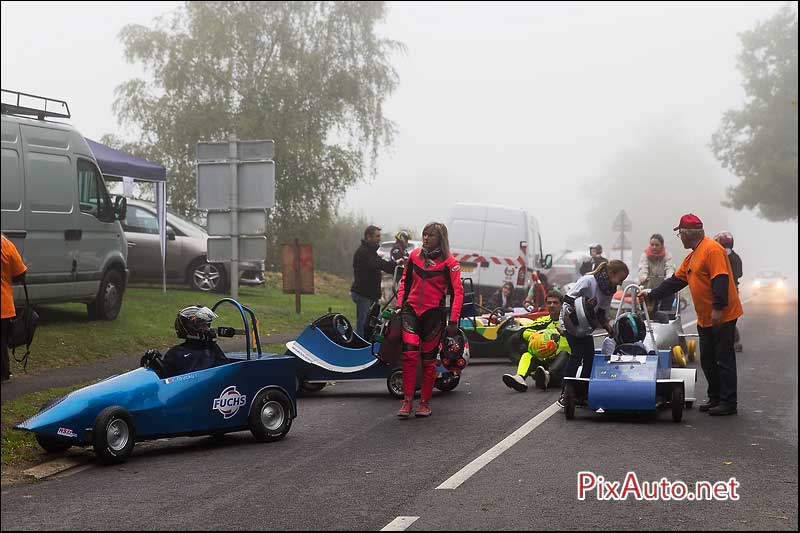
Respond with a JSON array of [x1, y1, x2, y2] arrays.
[[752, 270, 787, 296], [123, 199, 264, 292], [446, 203, 552, 303], [1, 90, 128, 320]]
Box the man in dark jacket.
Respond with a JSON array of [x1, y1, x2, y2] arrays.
[[579, 243, 608, 275], [352, 226, 397, 337]]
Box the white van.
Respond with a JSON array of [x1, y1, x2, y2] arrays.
[[446, 203, 552, 304], [1, 90, 128, 319]]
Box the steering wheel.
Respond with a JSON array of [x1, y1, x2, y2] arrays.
[[486, 307, 505, 326], [140, 350, 167, 378], [332, 314, 354, 344]]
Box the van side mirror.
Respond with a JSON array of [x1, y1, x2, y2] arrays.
[[114, 196, 127, 221], [167, 227, 176, 241], [540, 254, 553, 269]]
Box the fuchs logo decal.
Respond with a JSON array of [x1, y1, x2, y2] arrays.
[[504, 266, 515, 277], [213, 386, 247, 419], [57, 427, 78, 438], [452, 264, 461, 272]]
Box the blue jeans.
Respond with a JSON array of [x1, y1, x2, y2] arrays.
[[351, 292, 376, 338]]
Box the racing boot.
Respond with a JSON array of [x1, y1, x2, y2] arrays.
[[415, 400, 432, 417], [503, 373, 528, 392], [397, 397, 414, 418], [533, 367, 550, 390]]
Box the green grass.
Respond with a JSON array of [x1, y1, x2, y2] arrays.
[[12, 271, 353, 375], [1, 383, 91, 480]]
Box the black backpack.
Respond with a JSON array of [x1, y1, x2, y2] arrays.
[[9, 280, 39, 372]]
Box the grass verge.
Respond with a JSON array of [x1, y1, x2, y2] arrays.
[[10, 271, 352, 375]]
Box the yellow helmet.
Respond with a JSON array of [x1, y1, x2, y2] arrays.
[[395, 230, 411, 245], [526, 329, 560, 360]]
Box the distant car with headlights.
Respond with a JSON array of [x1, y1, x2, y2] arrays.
[[752, 270, 787, 295]]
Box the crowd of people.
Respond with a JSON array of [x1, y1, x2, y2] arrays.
[[1, 211, 747, 423], [350, 212, 745, 419]]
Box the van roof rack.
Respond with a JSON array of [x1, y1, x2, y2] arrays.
[[1, 89, 71, 120]]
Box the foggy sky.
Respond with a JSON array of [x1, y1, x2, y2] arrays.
[[2, 1, 797, 285]]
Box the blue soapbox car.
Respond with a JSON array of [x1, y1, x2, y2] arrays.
[[287, 312, 462, 398], [287, 276, 478, 398], [562, 287, 697, 422], [14, 299, 297, 464]]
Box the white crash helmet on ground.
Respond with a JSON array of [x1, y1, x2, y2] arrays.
[[561, 296, 596, 337]]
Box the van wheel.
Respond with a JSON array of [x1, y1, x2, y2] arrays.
[[87, 270, 124, 320], [189, 258, 228, 293]]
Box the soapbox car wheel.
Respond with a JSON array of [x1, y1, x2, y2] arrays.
[[686, 339, 697, 362], [671, 386, 684, 423], [249, 389, 293, 442], [672, 346, 687, 368], [332, 314, 354, 343], [564, 384, 576, 420], [435, 373, 461, 392], [36, 434, 73, 454], [34, 398, 73, 453], [387, 369, 405, 399], [299, 381, 326, 393], [93, 406, 136, 464]]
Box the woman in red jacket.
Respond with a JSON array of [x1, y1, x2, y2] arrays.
[[395, 222, 464, 418]]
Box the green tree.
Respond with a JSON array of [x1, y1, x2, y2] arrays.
[[109, 1, 403, 264], [711, 3, 798, 222]]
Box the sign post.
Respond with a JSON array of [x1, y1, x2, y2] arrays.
[[197, 137, 275, 299], [611, 209, 633, 260], [282, 241, 315, 313]]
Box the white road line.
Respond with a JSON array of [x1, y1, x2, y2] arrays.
[[380, 516, 420, 531], [436, 402, 561, 490], [683, 295, 757, 330]]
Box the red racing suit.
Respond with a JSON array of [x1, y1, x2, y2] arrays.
[[396, 247, 464, 400]]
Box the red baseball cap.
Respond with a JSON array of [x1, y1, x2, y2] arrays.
[[673, 213, 703, 231]]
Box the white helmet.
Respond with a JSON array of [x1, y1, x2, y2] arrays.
[[561, 296, 596, 337]]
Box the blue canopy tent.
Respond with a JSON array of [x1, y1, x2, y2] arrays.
[[85, 139, 168, 292]]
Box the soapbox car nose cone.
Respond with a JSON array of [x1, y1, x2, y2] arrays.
[[261, 401, 286, 431]]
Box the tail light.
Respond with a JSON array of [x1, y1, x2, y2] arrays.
[[517, 264, 526, 286]]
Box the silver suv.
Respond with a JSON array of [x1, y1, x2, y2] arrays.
[[122, 199, 264, 292]]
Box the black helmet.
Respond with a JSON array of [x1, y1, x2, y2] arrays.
[[439, 329, 470, 372], [613, 312, 646, 345], [175, 305, 218, 342]]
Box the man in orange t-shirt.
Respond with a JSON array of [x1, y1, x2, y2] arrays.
[[644, 214, 742, 416], [2, 234, 28, 381]]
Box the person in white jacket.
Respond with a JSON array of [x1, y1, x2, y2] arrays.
[[638, 234, 676, 313]]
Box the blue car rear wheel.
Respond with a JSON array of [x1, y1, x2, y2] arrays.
[[249, 389, 292, 442]]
